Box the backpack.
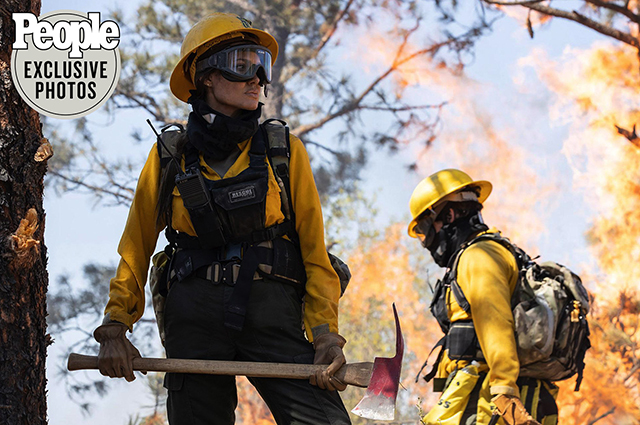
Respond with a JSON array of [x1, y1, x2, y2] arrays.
[[427, 233, 591, 390]]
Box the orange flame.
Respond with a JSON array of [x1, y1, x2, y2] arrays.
[[359, 19, 640, 423], [517, 42, 640, 424]]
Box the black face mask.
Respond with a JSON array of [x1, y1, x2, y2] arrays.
[[186, 97, 262, 161], [427, 212, 489, 267]]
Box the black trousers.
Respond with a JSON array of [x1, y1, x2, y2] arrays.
[[163, 273, 351, 425]]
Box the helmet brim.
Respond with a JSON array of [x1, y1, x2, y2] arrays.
[[407, 179, 492, 238]]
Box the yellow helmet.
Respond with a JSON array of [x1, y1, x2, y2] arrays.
[[170, 13, 279, 103], [407, 169, 492, 237]]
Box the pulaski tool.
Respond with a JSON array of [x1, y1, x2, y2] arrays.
[[68, 304, 404, 420], [351, 303, 404, 420]]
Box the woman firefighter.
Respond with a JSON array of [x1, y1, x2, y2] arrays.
[[93, 13, 352, 425]]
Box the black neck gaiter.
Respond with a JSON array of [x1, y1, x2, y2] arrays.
[[187, 97, 262, 161], [428, 213, 489, 268]]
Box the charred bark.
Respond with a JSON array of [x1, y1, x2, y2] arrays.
[[0, 1, 50, 424]]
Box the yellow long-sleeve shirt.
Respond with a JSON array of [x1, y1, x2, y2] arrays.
[[105, 132, 341, 341], [437, 230, 520, 397]]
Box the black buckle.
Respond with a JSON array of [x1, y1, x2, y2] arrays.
[[276, 163, 289, 176]]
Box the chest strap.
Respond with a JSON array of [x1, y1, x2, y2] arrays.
[[166, 220, 295, 250]]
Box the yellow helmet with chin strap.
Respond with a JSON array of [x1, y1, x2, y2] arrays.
[[170, 13, 279, 103], [407, 169, 492, 238]]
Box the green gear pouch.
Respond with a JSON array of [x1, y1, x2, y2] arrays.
[[150, 251, 169, 346], [422, 363, 480, 425]]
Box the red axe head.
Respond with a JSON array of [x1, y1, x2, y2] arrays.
[[351, 303, 405, 420]]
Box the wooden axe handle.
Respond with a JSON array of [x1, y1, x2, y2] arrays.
[[67, 353, 373, 388]]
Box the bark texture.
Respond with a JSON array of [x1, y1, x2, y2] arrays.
[[0, 0, 49, 424]]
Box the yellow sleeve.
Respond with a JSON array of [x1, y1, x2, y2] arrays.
[[105, 144, 163, 330], [287, 134, 341, 341], [457, 240, 520, 397]]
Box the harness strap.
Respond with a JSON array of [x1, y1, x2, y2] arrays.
[[166, 249, 225, 288], [488, 413, 500, 425], [167, 221, 295, 250], [184, 142, 200, 170], [448, 232, 525, 314], [263, 120, 299, 246], [224, 245, 272, 331], [415, 336, 446, 384], [574, 320, 590, 391]]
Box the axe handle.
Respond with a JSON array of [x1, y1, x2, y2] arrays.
[[67, 353, 373, 388]]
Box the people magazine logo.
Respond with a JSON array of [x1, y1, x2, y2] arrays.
[[11, 10, 121, 119]]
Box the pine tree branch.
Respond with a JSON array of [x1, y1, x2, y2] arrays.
[[287, 0, 356, 80], [291, 25, 481, 137], [112, 87, 166, 123], [615, 123, 640, 148], [484, 0, 640, 48], [584, 0, 640, 24], [623, 360, 640, 382], [48, 170, 134, 205], [482, 0, 545, 5], [304, 140, 343, 156], [359, 103, 446, 112], [312, 0, 356, 61], [587, 407, 616, 425]]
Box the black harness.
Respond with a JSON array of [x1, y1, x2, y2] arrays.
[[161, 124, 305, 331], [418, 233, 526, 386]]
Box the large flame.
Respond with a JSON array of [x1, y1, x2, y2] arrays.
[[519, 41, 640, 424], [355, 15, 640, 423]]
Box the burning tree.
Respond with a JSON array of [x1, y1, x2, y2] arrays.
[[519, 42, 640, 424]]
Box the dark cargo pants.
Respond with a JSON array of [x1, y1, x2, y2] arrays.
[[163, 273, 351, 425]]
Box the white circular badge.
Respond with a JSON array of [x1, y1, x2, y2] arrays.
[[11, 10, 121, 119]]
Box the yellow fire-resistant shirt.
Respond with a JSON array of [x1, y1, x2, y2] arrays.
[[105, 132, 341, 341], [437, 229, 521, 397]]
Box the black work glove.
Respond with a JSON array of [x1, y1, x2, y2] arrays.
[[309, 332, 347, 391], [94, 322, 144, 382]]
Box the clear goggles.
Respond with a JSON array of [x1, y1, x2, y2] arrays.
[[413, 209, 438, 247], [196, 45, 272, 84]]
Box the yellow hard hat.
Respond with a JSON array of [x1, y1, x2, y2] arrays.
[[170, 13, 279, 103], [407, 169, 492, 237]]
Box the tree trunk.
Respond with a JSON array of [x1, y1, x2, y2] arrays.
[[0, 1, 50, 424]]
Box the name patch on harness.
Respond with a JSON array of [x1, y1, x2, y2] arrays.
[[229, 186, 256, 203]]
